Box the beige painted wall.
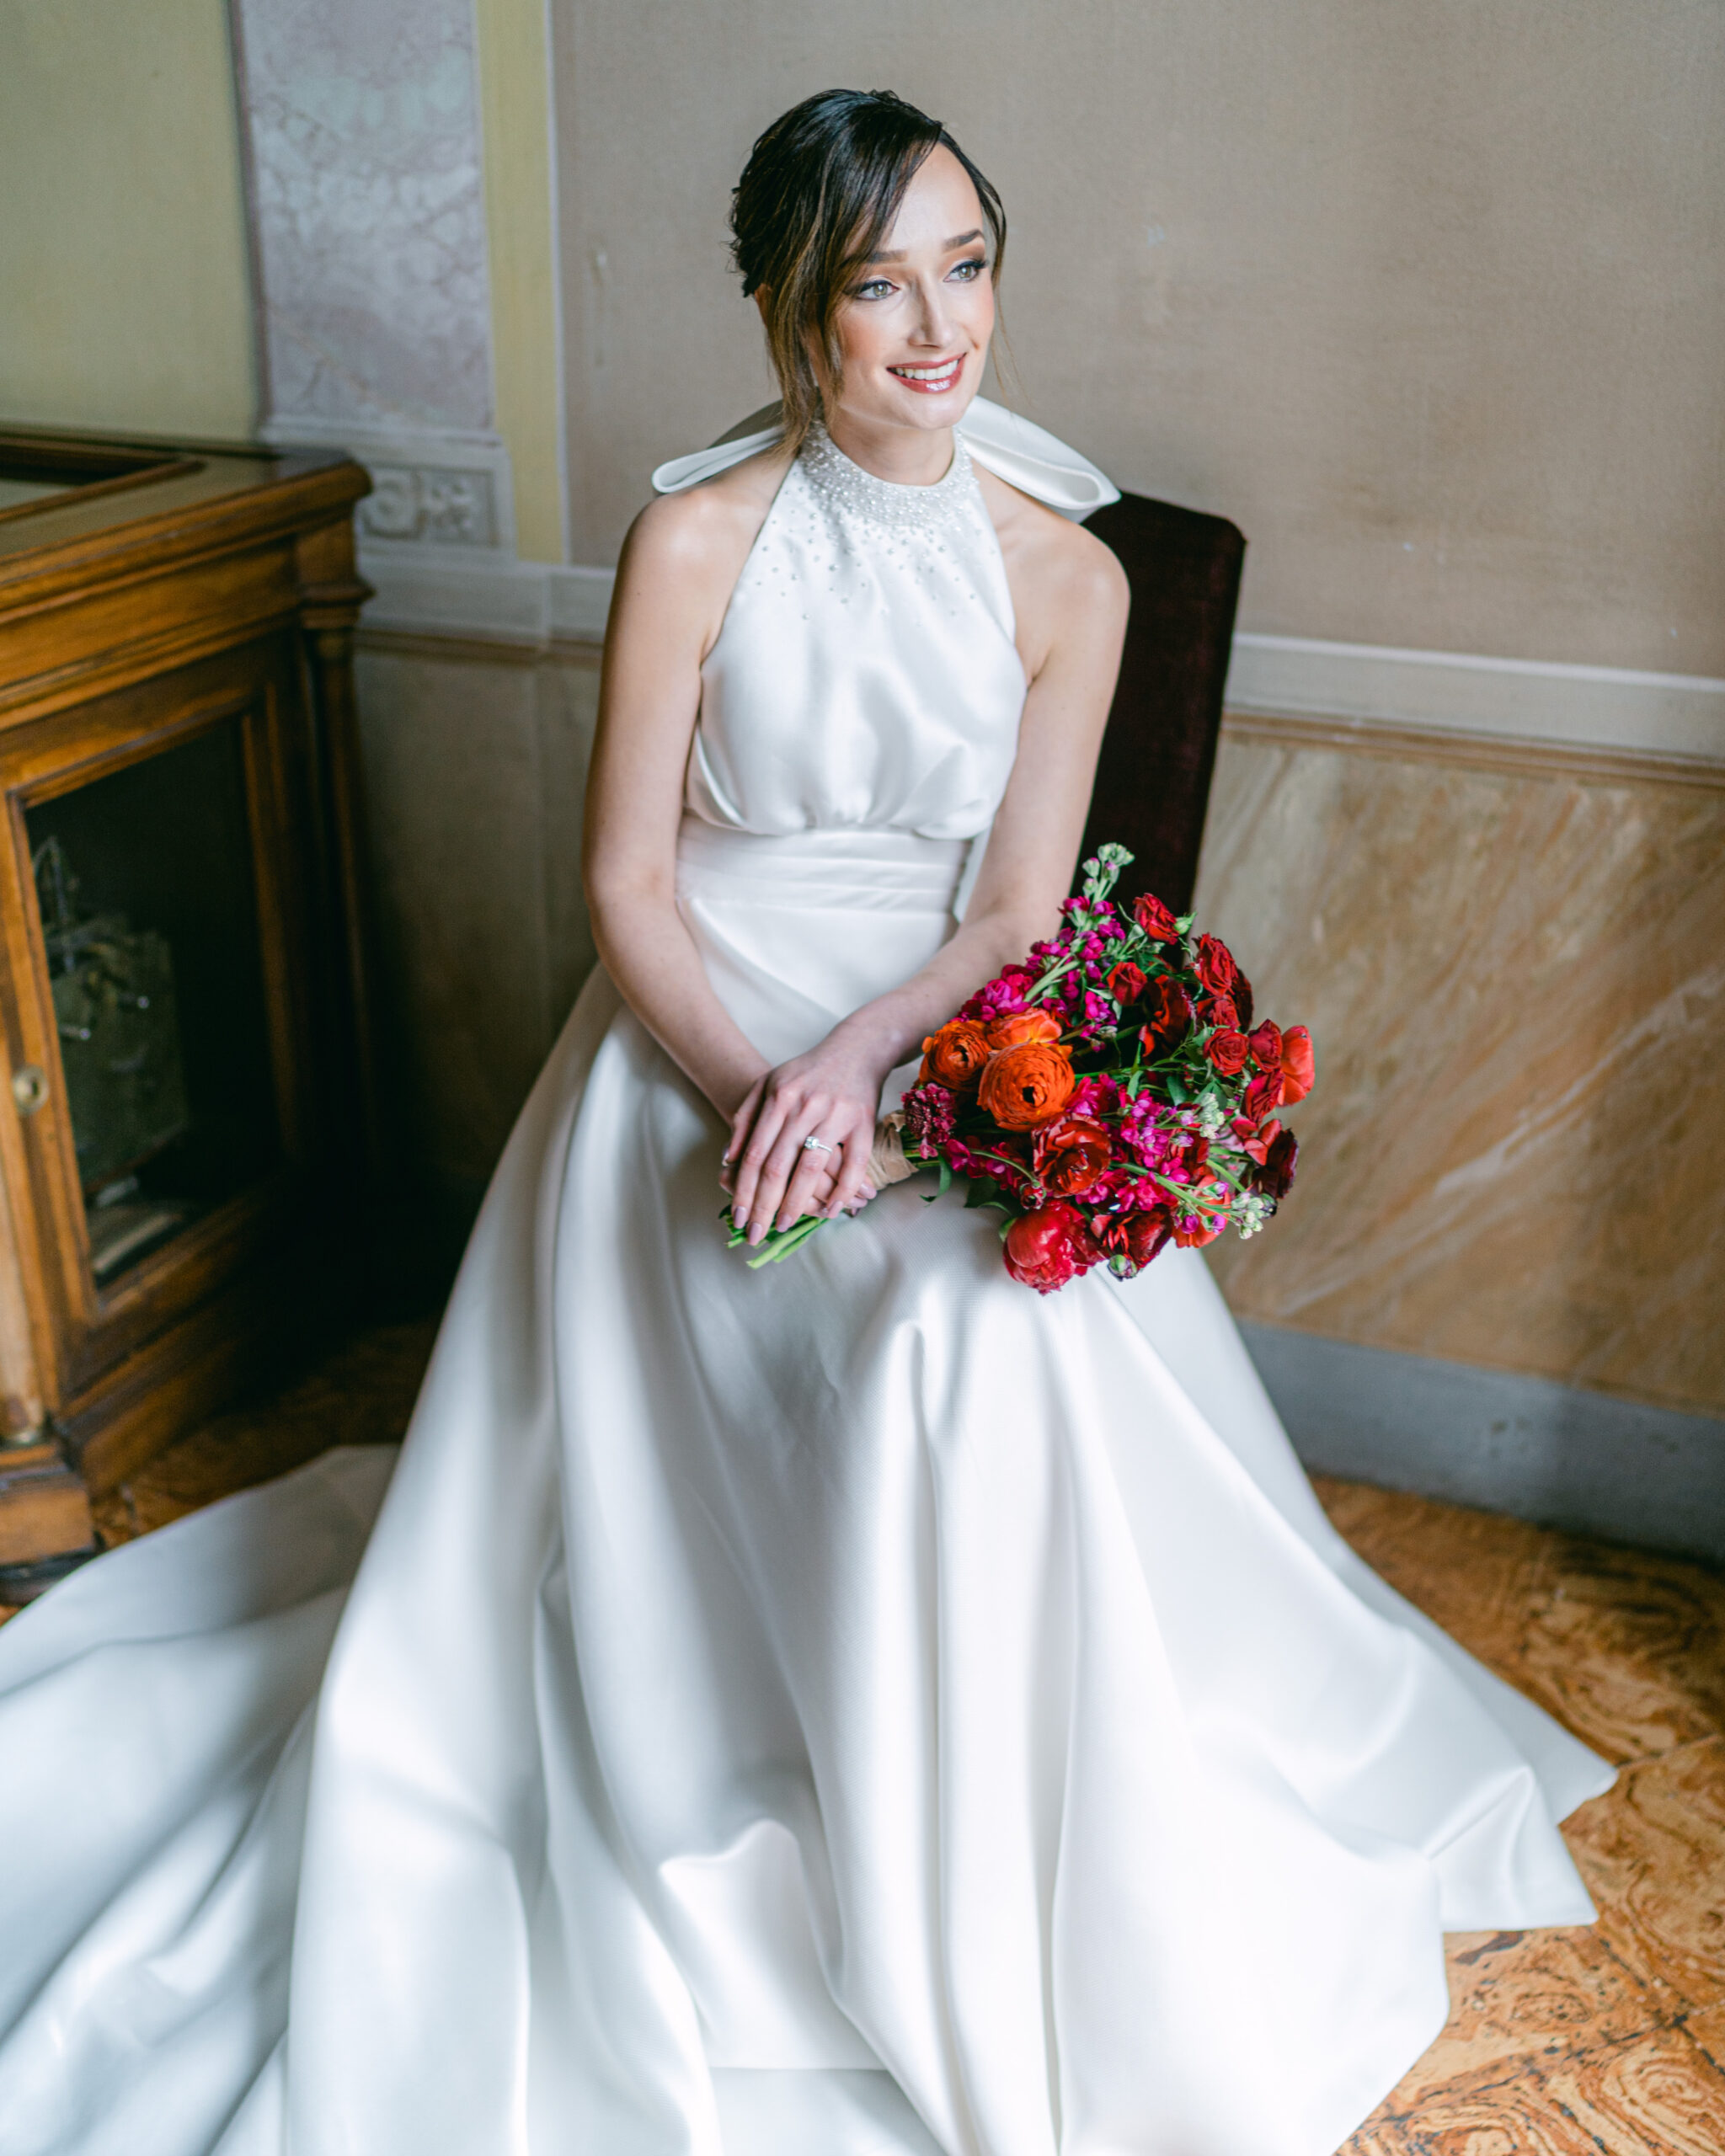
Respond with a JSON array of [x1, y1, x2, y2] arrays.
[[553, 0, 1725, 674], [0, 0, 256, 438]]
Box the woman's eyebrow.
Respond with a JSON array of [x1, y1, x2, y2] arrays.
[[865, 227, 985, 264]]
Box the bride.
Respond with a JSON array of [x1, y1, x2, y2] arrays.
[[0, 88, 1610, 2156]]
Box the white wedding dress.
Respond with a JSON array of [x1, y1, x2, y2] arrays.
[[0, 405, 1611, 2156]]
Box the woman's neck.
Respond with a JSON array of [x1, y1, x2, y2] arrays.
[[820, 408, 957, 488]]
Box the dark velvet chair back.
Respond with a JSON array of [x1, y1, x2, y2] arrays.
[[1079, 494, 1247, 916]]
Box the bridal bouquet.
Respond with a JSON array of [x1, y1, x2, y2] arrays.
[[728, 845, 1314, 1293]]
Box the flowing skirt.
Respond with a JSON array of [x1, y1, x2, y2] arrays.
[[0, 824, 1611, 2156]]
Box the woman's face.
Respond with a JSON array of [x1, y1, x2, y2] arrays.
[[825, 146, 996, 436]]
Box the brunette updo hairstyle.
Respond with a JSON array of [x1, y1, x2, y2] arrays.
[[730, 89, 1006, 453]]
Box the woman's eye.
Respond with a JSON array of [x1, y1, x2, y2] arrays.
[[949, 258, 987, 282], [854, 278, 895, 301]]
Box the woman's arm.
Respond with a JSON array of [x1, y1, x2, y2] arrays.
[[581, 469, 783, 1121], [729, 505, 1129, 1239]]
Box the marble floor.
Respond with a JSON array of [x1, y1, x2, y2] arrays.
[[5, 1326, 1722, 2153]]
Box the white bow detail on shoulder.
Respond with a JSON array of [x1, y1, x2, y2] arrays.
[[651, 396, 1120, 521]]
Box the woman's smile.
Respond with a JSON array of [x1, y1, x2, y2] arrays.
[[887, 354, 966, 393]]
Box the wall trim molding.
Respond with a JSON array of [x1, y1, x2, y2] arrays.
[[356, 624, 601, 670], [1239, 1320, 1725, 1564], [1221, 707, 1725, 791], [357, 547, 611, 644], [1226, 631, 1725, 766], [350, 552, 1725, 771]]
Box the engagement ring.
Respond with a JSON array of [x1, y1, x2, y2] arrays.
[[801, 1136, 834, 1155]]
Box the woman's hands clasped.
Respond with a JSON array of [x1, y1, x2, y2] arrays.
[[721, 1029, 893, 1243]]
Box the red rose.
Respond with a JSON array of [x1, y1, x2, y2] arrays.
[[1206, 1027, 1250, 1076], [1252, 1126, 1299, 1201], [1194, 934, 1237, 998], [1279, 1026, 1316, 1104], [1244, 1069, 1285, 1121], [1133, 894, 1178, 942], [1247, 1021, 1282, 1072], [1105, 961, 1147, 1006], [1236, 1114, 1280, 1166], [1204, 995, 1240, 1033], [1033, 1116, 1114, 1198], [1003, 1203, 1098, 1294], [1140, 977, 1193, 1054]]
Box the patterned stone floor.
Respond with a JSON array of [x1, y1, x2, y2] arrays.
[[5, 1326, 1722, 2152]]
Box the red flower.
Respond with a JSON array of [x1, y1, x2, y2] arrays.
[[1134, 894, 1178, 942], [1252, 1126, 1299, 1201], [901, 1083, 958, 1155], [1244, 1068, 1285, 1122], [1194, 934, 1237, 998], [1097, 1206, 1172, 1273], [1003, 1203, 1098, 1294], [1279, 1026, 1316, 1103], [1204, 995, 1240, 1033], [1033, 1116, 1114, 1198], [1232, 971, 1254, 1032], [1140, 978, 1193, 1054], [1247, 1021, 1282, 1072], [1105, 961, 1147, 1006], [1235, 1114, 1280, 1166], [1206, 1027, 1251, 1076]]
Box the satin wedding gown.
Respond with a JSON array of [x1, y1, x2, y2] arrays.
[[0, 403, 1611, 2156]]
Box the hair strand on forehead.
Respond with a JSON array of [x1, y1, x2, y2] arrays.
[[729, 89, 1007, 453]]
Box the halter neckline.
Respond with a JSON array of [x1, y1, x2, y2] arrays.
[[798, 423, 978, 534]]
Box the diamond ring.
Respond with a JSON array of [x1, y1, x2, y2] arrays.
[[801, 1136, 835, 1155]]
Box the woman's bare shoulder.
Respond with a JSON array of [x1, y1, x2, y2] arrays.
[[623, 446, 791, 582], [977, 466, 1129, 627]]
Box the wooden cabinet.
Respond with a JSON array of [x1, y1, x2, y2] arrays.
[[0, 426, 375, 1599]]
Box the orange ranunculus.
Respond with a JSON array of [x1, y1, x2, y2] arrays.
[[1033, 1115, 1114, 1197], [1279, 1026, 1316, 1103], [983, 1008, 1064, 1052], [977, 1041, 1075, 1130], [918, 1019, 992, 1090]]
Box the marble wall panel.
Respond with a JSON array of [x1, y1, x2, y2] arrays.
[[1198, 725, 1725, 1418], [354, 640, 599, 1193], [232, 0, 493, 430]]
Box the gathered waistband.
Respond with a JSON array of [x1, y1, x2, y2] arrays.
[[675, 817, 973, 913]]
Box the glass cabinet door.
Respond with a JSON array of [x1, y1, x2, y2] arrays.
[[24, 718, 283, 1288]]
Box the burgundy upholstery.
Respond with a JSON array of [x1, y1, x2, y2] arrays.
[[1079, 494, 1247, 916]]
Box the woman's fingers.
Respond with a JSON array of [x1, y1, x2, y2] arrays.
[[729, 1089, 791, 1233], [761, 1110, 836, 1238], [824, 1119, 885, 1216], [776, 1124, 850, 1233], [723, 1076, 767, 1195]]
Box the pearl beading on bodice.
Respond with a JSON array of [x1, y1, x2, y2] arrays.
[[797, 423, 980, 536]]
